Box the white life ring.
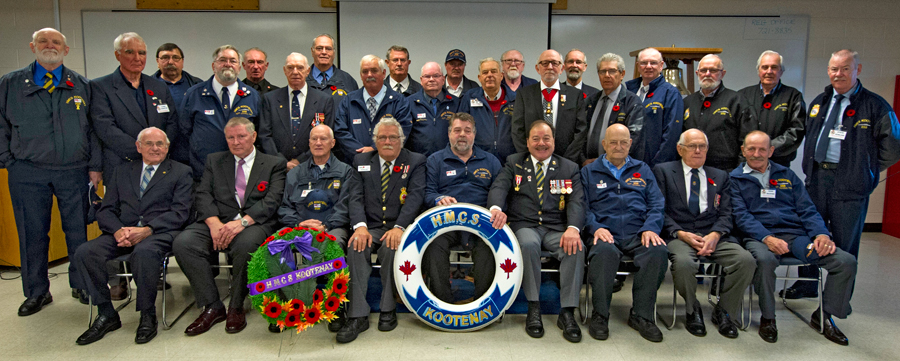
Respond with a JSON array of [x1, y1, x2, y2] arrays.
[[394, 203, 523, 332]]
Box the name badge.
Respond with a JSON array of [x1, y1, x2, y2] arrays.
[[417, 113, 427, 119], [470, 99, 484, 107], [204, 109, 215, 115], [74, 98, 82, 103], [358, 165, 371, 172], [352, 118, 362, 125], [761, 189, 777, 198], [596, 182, 607, 189], [301, 190, 312, 197], [446, 170, 457, 176], [157, 104, 170, 113], [828, 129, 847, 140]]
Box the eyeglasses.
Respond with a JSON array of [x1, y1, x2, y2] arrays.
[[680, 143, 708, 151], [565, 59, 586, 65], [502, 59, 524, 65], [697, 68, 722, 75], [158, 55, 183, 62], [376, 135, 401, 142], [141, 141, 168, 149], [538, 60, 561, 68], [638, 61, 661, 67], [421, 74, 443, 80], [598, 69, 621, 76], [216, 58, 239, 65]]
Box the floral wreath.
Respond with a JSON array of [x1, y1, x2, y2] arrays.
[[247, 226, 349, 333]]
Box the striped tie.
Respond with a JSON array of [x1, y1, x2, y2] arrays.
[[43, 73, 55, 94], [381, 161, 391, 202], [140, 165, 154, 197], [536, 162, 545, 207]]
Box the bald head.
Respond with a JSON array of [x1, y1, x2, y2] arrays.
[[602, 123, 632, 165], [420, 61, 445, 97], [536, 49, 562, 86]]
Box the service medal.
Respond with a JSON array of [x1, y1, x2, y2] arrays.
[[515, 175, 522, 192], [565, 179, 573, 194]]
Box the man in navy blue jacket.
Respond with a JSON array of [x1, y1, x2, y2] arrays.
[[405, 62, 462, 157], [460, 58, 517, 165], [731, 131, 857, 345], [624, 48, 683, 167], [581, 123, 667, 343]]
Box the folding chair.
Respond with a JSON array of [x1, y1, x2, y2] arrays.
[[744, 256, 824, 332], [579, 256, 661, 324], [659, 258, 725, 329]]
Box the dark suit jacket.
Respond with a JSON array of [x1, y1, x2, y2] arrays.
[[487, 152, 584, 232], [580, 83, 601, 100], [348, 149, 426, 229], [511, 82, 587, 164], [195, 148, 287, 230], [651, 160, 734, 242], [258, 86, 335, 163], [384, 77, 423, 97], [584, 85, 646, 162], [96, 159, 193, 239], [90, 68, 178, 181]]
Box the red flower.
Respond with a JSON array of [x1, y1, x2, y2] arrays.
[[236, 89, 246, 96], [304, 307, 321, 324], [769, 179, 778, 186], [501, 100, 507, 105], [285, 310, 302, 327], [264, 301, 282, 318], [445, 95, 452, 100], [703, 100, 711, 108], [65, 80, 74, 87], [393, 165, 401, 173], [612, 105, 620, 112], [278, 227, 291, 236], [287, 299, 304, 311], [846, 109, 856, 117], [582, 93, 587, 99], [257, 181, 268, 192], [647, 92, 654, 98], [330, 85, 337, 91], [708, 177, 716, 186], [326, 234, 336, 241], [261, 235, 275, 247], [324, 296, 340, 312], [332, 278, 348, 295], [254, 282, 266, 293], [763, 102, 772, 109], [332, 259, 343, 269], [313, 289, 325, 304], [633, 172, 641, 178], [293, 227, 303, 231], [315, 233, 326, 242], [146, 89, 154, 96]]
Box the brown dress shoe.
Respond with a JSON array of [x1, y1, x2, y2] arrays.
[[184, 307, 226, 336], [109, 284, 128, 301], [225, 307, 247, 334]]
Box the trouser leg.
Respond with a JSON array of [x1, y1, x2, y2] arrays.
[[707, 241, 756, 316], [514, 228, 542, 302], [130, 235, 173, 312], [668, 239, 700, 309], [542, 229, 584, 308], [72, 234, 119, 305], [424, 233, 453, 302], [587, 241, 621, 318], [375, 230, 397, 312], [227, 226, 268, 309], [744, 240, 778, 319], [471, 237, 495, 299], [790, 236, 857, 319], [346, 228, 381, 318], [173, 223, 218, 308], [51, 167, 89, 290], [8, 162, 54, 297], [624, 235, 668, 321]]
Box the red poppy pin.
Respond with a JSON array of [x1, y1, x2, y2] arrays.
[[846, 109, 856, 117], [236, 89, 246, 97], [501, 100, 507, 105], [393, 165, 401, 173], [633, 172, 641, 178], [647, 92, 654, 98], [769, 179, 778, 186], [763, 102, 772, 109], [703, 100, 712, 108], [708, 177, 716, 186], [582, 93, 587, 99], [330, 85, 337, 91], [65, 80, 74, 87], [146, 89, 154, 96], [257, 181, 268, 192], [612, 105, 620, 112], [445, 95, 452, 100]]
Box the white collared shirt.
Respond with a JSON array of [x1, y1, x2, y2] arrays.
[[570, 80, 583, 90], [539, 80, 561, 126], [682, 161, 708, 213], [233, 147, 257, 210], [445, 79, 463, 97], [212, 79, 239, 109], [389, 76, 410, 93]]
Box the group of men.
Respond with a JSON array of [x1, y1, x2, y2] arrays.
[[2, 27, 898, 349]]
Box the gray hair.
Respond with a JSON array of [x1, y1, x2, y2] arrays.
[[677, 129, 709, 146], [286, 52, 309, 67], [501, 49, 522, 62], [479, 57, 500, 72], [386, 45, 409, 60], [136, 126, 170, 145], [700, 54, 724, 70], [831, 49, 860, 68], [114, 32, 144, 52], [312, 34, 336, 49], [597, 53, 626, 72], [637, 47, 663, 63], [360, 54, 388, 72], [448, 112, 477, 135], [212, 45, 242, 63], [420, 62, 443, 77], [757, 50, 785, 72], [372, 116, 406, 145], [32, 28, 67, 46], [244, 47, 267, 61], [225, 117, 255, 134]]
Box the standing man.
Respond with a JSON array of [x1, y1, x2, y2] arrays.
[[258, 52, 335, 169], [500, 49, 538, 97], [405, 62, 462, 157], [91, 32, 178, 185], [652, 129, 755, 339], [462, 58, 517, 165], [242, 47, 279, 95], [384, 45, 422, 97], [334, 55, 412, 163], [583, 53, 645, 166], [738, 50, 806, 167], [683, 54, 756, 172], [487, 121, 585, 342], [563, 49, 599, 100], [443, 49, 479, 97], [511, 49, 587, 164], [152, 43, 203, 108], [174, 117, 287, 336], [340, 118, 426, 343], [581, 123, 667, 342], [307, 34, 359, 106], [180, 45, 261, 179], [0, 28, 102, 316], [793, 49, 900, 299], [72, 127, 192, 345], [625, 47, 683, 167]]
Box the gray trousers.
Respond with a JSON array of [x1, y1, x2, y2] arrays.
[[424, 232, 494, 303], [744, 234, 857, 319], [515, 226, 584, 308], [587, 234, 668, 320], [668, 239, 755, 317], [346, 227, 396, 318]]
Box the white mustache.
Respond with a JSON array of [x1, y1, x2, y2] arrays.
[[366, 77, 377, 82]]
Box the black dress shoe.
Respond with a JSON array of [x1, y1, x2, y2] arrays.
[[685, 302, 706, 337], [18, 293, 52, 316], [711, 306, 738, 339], [525, 302, 544, 338], [328, 308, 345, 332], [336, 317, 369, 343], [588, 312, 609, 340], [76, 313, 122, 345], [378, 309, 397, 331], [135, 312, 158, 344], [779, 287, 817, 299], [758, 317, 777, 343], [612, 277, 624, 293], [627, 310, 663, 342], [72, 289, 89, 305], [556, 309, 582, 343], [268, 323, 283, 333], [810, 310, 849, 346], [184, 306, 226, 336]]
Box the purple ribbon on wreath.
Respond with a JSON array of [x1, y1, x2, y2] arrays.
[[267, 232, 320, 270]]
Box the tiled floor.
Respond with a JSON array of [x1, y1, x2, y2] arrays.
[[1, 233, 899, 360]]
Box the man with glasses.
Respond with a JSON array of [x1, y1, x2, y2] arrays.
[[443, 49, 478, 97], [241, 47, 279, 96], [500, 49, 538, 97], [625, 47, 684, 167], [307, 34, 359, 107], [462, 57, 517, 165], [583, 53, 644, 167], [563, 49, 599, 100], [383, 45, 421, 97], [511, 49, 587, 164], [152, 43, 202, 107], [683, 54, 756, 172], [405, 62, 463, 156]]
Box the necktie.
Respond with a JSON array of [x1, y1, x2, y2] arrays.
[[815, 94, 845, 163], [542, 89, 557, 124], [638, 86, 647, 101], [430, 98, 438, 115], [43, 73, 55, 94], [291, 90, 302, 139], [587, 96, 610, 158], [689, 168, 701, 216], [235, 159, 247, 206], [536, 162, 545, 207], [367, 97, 377, 120], [321, 72, 328, 84], [140, 165, 154, 197], [381, 161, 391, 203], [221, 87, 231, 111], [395, 83, 402, 93]]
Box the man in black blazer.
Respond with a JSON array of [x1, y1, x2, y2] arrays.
[[72, 127, 192, 345], [652, 129, 755, 339], [90, 32, 178, 184], [384, 45, 422, 97], [583, 53, 646, 167], [488, 121, 585, 343], [259, 52, 335, 169], [173, 117, 287, 336], [339, 118, 426, 343], [511, 49, 587, 164]]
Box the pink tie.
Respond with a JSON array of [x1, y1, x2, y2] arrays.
[[235, 159, 247, 206]]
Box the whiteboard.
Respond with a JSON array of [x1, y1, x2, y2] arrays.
[[550, 15, 809, 94], [81, 11, 337, 81]]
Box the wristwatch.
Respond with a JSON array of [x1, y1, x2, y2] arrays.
[[240, 218, 249, 227]]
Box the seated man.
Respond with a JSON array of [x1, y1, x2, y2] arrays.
[[488, 121, 585, 342], [424, 113, 501, 303], [731, 131, 857, 345], [581, 123, 667, 342], [652, 129, 755, 339], [173, 117, 287, 336], [72, 127, 192, 345], [341, 117, 426, 343]]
